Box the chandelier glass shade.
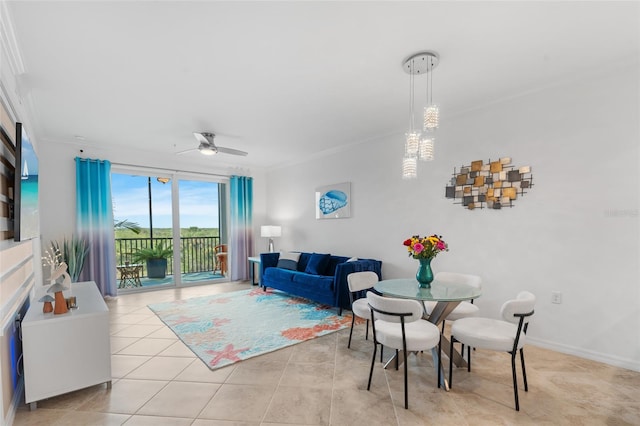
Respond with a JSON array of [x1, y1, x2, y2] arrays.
[[419, 137, 434, 161], [405, 132, 420, 155], [402, 156, 417, 180], [424, 105, 439, 131]]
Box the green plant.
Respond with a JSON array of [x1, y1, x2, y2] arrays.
[[114, 219, 141, 234], [131, 241, 173, 262], [50, 236, 90, 282]]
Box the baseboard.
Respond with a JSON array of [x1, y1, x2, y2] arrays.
[[528, 337, 640, 372]]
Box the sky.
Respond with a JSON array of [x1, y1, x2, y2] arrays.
[[20, 125, 39, 176], [111, 174, 220, 229]]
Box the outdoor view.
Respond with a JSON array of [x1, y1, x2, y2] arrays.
[[112, 173, 226, 291]]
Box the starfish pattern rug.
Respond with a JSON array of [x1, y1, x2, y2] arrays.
[[148, 288, 354, 370]]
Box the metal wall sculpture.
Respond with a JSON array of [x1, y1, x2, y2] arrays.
[[445, 157, 533, 210]]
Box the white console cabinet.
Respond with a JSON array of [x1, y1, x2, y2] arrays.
[[22, 281, 111, 409]]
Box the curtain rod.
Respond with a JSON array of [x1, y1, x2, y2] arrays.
[[109, 161, 233, 178]]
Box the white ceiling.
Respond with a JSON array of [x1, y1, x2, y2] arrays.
[[5, 1, 639, 170]]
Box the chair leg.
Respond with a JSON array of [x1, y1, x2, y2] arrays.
[[520, 348, 528, 392], [347, 315, 356, 348], [395, 349, 399, 370], [367, 342, 378, 391], [365, 319, 369, 340], [449, 336, 455, 388], [511, 352, 520, 411], [403, 347, 409, 409], [437, 334, 442, 389], [380, 345, 384, 362]]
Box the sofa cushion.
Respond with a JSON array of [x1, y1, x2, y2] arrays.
[[291, 272, 334, 292], [277, 251, 300, 270], [264, 266, 296, 282], [304, 253, 331, 275], [295, 252, 310, 272], [326, 255, 349, 276]]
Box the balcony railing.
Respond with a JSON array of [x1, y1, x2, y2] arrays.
[[115, 236, 221, 278]]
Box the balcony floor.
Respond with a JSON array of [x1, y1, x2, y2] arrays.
[[118, 271, 226, 291]]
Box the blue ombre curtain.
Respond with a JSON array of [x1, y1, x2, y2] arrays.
[[75, 157, 117, 296], [229, 175, 253, 281]]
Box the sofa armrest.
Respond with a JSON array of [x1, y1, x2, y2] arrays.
[[260, 252, 280, 277], [333, 259, 383, 310]]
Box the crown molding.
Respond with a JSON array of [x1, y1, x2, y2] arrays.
[[0, 1, 25, 76]]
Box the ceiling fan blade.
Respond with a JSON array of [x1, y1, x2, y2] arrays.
[[193, 132, 210, 144], [175, 147, 198, 155], [216, 146, 248, 156]]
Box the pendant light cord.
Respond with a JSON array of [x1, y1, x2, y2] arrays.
[[409, 58, 415, 132], [429, 56, 434, 105]]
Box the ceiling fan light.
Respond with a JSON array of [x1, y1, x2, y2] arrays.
[[198, 144, 216, 155]]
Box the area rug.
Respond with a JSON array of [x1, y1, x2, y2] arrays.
[[147, 288, 353, 370]]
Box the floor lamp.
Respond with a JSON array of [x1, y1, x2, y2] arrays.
[[260, 225, 281, 253]]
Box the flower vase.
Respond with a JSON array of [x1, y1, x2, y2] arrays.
[[416, 258, 434, 288]]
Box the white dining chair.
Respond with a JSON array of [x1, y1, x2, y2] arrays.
[[423, 272, 481, 362], [366, 291, 441, 409], [346, 271, 379, 348], [423, 272, 482, 324], [448, 291, 536, 411]]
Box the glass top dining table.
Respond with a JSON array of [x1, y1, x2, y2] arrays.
[[374, 278, 482, 304], [373, 278, 482, 389]]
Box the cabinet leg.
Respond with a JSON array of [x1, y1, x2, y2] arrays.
[[106, 380, 112, 389], [29, 402, 37, 411]]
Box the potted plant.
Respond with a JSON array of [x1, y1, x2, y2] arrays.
[[46, 236, 90, 283], [131, 241, 173, 279]]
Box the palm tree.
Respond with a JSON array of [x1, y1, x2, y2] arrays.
[[114, 219, 141, 234]]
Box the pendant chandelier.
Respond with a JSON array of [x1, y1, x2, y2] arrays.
[[402, 51, 439, 179]]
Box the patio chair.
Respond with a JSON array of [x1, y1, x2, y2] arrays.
[[214, 244, 228, 276]]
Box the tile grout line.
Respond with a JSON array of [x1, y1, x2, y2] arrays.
[[328, 330, 340, 426], [382, 353, 401, 426], [258, 341, 295, 425]]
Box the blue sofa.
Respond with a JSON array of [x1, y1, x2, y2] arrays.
[[260, 252, 382, 314]]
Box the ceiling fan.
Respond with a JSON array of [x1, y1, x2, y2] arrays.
[[178, 132, 248, 157]]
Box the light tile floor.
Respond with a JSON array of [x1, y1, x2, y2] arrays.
[[13, 281, 640, 425]]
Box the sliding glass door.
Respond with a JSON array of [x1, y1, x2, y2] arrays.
[[112, 169, 227, 292], [178, 179, 227, 284]]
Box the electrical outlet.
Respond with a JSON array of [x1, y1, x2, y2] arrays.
[[551, 291, 562, 304]]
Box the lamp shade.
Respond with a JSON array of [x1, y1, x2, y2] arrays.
[[260, 225, 282, 238]]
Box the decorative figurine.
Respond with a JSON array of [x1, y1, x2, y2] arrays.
[[38, 295, 55, 313], [47, 262, 72, 315]]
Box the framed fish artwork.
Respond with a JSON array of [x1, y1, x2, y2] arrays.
[[315, 182, 351, 219]]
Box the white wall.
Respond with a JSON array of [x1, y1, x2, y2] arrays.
[[265, 62, 640, 371]]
